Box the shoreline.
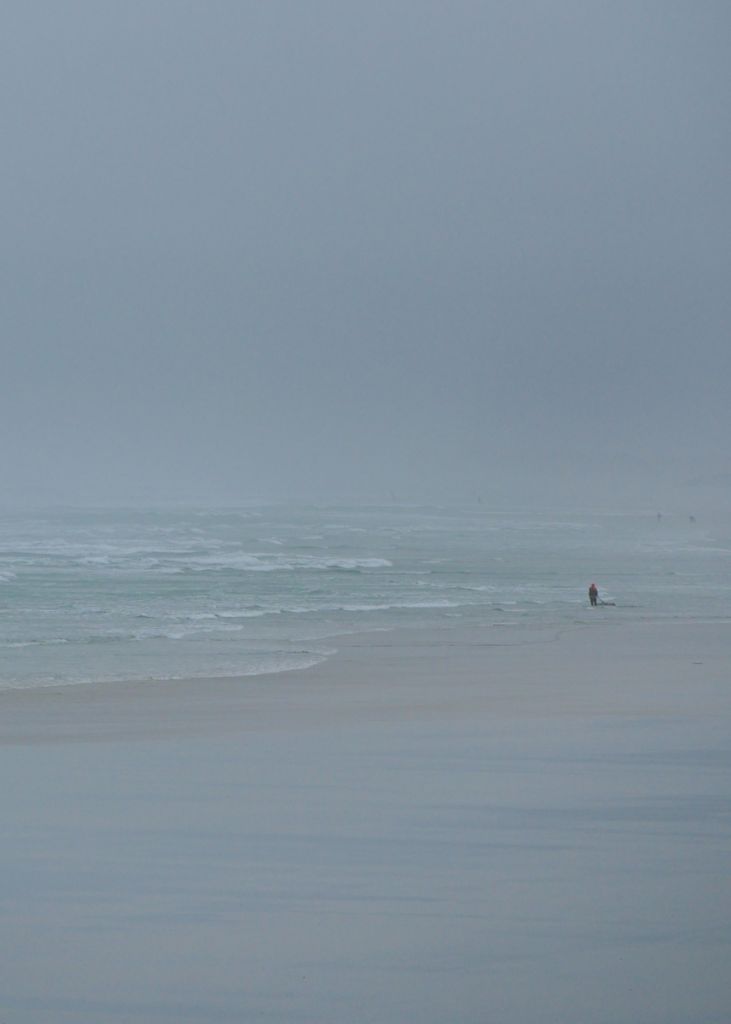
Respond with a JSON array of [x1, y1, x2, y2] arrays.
[[1, 617, 728, 744]]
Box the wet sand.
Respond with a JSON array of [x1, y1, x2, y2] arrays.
[[1, 619, 730, 1023]]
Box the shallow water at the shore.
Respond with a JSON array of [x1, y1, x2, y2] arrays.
[[1, 505, 729, 688]]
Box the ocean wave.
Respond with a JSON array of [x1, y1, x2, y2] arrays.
[[2, 637, 70, 648], [182, 597, 463, 621], [178, 554, 394, 573], [0, 647, 336, 691], [214, 608, 269, 619], [335, 599, 460, 612], [192, 509, 262, 518], [0, 543, 394, 576]]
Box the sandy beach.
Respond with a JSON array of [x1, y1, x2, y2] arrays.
[[1, 618, 730, 1023]]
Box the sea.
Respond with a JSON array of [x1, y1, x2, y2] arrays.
[[1, 504, 729, 690]]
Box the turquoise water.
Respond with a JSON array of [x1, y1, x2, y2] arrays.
[[1, 505, 729, 689]]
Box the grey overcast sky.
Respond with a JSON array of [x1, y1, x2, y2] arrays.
[[2, 1, 729, 507]]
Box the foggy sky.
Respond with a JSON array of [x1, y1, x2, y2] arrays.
[[2, 1, 730, 507]]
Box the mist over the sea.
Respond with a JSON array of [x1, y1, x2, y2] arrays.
[[2, 2, 729, 509]]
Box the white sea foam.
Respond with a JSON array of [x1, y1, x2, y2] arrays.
[[2, 637, 70, 648], [214, 609, 269, 618], [335, 599, 460, 612], [181, 554, 394, 572]]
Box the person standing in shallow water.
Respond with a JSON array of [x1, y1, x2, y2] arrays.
[[589, 583, 598, 607]]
